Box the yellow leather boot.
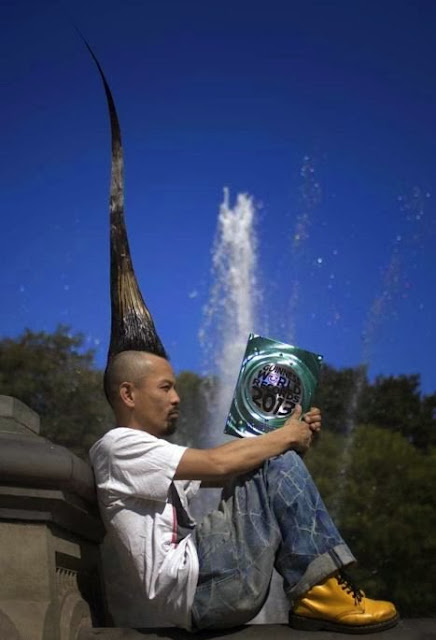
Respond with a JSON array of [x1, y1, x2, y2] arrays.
[[289, 572, 399, 634]]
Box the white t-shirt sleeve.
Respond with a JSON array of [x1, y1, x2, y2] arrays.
[[101, 428, 187, 502]]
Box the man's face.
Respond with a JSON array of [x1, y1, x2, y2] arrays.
[[130, 355, 180, 437]]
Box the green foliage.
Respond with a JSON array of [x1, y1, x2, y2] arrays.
[[306, 426, 436, 616], [169, 370, 209, 448], [0, 326, 113, 458], [304, 429, 345, 508], [315, 364, 436, 451], [314, 364, 367, 434], [357, 375, 425, 446]]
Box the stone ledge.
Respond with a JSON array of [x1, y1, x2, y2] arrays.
[[0, 395, 97, 505], [79, 619, 436, 640], [0, 397, 106, 639], [0, 395, 40, 435], [0, 485, 104, 543], [0, 433, 97, 504]]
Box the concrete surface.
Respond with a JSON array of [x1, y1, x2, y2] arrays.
[[0, 396, 105, 640], [80, 619, 436, 640]]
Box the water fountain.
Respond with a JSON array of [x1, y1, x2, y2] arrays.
[[199, 187, 261, 445], [198, 187, 290, 623], [199, 159, 322, 438]]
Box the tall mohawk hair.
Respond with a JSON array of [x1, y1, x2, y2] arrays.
[[81, 36, 167, 363]]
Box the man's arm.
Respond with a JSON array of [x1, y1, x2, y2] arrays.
[[174, 405, 321, 481]]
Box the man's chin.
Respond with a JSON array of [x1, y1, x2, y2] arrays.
[[166, 419, 178, 436]]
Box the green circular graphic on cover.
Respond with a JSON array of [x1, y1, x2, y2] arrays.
[[249, 363, 302, 418]]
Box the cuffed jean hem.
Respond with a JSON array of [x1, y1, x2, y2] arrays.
[[285, 543, 357, 605]]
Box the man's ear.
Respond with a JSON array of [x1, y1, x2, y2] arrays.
[[119, 382, 135, 408]]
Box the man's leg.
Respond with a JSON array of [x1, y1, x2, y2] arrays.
[[267, 450, 355, 603], [192, 450, 354, 630]]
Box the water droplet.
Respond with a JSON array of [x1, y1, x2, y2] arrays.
[[317, 257, 323, 264]]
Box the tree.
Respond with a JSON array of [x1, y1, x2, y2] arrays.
[[313, 364, 367, 435], [357, 374, 436, 450], [168, 371, 209, 448], [305, 425, 436, 616], [419, 392, 436, 449], [303, 429, 345, 517], [0, 327, 209, 458], [315, 365, 436, 451], [0, 326, 113, 458]]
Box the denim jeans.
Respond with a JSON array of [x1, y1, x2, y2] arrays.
[[192, 450, 355, 630]]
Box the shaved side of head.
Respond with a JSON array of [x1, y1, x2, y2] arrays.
[[104, 350, 160, 409]]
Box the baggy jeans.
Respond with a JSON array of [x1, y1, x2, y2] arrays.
[[192, 450, 356, 630]]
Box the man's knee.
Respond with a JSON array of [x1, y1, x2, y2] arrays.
[[263, 449, 313, 497], [266, 449, 307, 473]]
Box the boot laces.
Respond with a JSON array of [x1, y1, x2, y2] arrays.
[[337, 571, 364, 604]]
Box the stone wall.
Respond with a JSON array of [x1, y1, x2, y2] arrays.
[[0, 396, 105, 640]]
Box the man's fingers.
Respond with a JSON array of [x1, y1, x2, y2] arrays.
[[304, 408, 321, 418], [303, 414, 319, 424], [303, 408, 322, 434], [291, 403, 303, 420], [303, 408, 321, 423]]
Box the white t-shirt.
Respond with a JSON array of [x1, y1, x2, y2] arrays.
[[89, 427, 200, 630]]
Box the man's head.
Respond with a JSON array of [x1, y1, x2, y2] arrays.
[[104, 351, 180, 437]]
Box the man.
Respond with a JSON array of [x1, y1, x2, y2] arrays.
[[90, 350, 398, 634], [82, 33, 396, 636]]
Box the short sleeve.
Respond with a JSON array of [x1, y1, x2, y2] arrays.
[[93, 428, 187, 503]]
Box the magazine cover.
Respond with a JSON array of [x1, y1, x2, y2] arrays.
[[225, 333, 323, 438]]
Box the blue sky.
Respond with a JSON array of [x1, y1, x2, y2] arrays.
[[2, 0, 436, 394]]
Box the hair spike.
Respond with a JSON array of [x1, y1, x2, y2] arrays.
[[78, 31, 167, 363]]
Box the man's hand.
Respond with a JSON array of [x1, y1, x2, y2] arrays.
[[303, 406, 322, 434], [282, 405, 322, 454], [282, 405, 313, 453]]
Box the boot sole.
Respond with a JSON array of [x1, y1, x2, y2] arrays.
[[289, 612, 400, 634]]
